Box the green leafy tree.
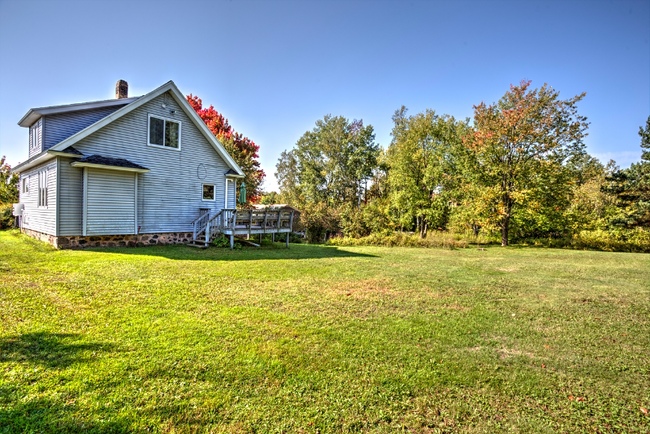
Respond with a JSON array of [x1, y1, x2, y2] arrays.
[[602, 115, 650, 227], [0, 156, 18, 205], [285, 115, 379, 206], [387, 107, 470, 237], [467, 80, 589, 245], [0, 156, 19, 229]]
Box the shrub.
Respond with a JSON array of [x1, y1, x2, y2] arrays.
[[327, 231, 469, 249], [0, 204, 14, 230], [518, 228, 650, 253]]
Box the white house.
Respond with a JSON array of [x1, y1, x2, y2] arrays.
[[12, 80, 246, 248]]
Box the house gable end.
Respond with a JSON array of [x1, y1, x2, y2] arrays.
[[48, 81, 244, 176]]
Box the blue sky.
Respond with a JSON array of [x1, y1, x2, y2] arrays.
[[1, 0, 648, 191]]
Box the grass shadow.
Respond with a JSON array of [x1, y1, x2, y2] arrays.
[[0, 332, 113, 369], [81, 242, 378, 262], [0, 397, 135, 434]]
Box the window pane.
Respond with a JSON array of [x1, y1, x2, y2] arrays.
[[203, 184, 214, 200], [165, 120, 179, 148], [149, 117, 164, 146]]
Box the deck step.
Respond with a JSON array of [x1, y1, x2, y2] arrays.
[[186, 241, 209, 249]]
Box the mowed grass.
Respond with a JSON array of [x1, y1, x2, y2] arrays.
[[0, 230, 649, 433]]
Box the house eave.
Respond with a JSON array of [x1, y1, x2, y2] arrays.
[[70, 161, 150, 173], [47, 150, 84, 158], [10, 151, 56, 174], [18, 97, 141, 127]]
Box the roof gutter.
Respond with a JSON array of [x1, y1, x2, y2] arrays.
[[11, 149, 84, 174]]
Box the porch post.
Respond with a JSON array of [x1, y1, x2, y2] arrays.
[[230, 234, 234, 249]]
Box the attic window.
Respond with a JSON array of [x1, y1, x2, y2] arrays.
[[30, 119, 42, 150], [148, 114, 180, 150]]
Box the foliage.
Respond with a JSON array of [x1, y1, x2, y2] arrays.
[[0, 156, 18, 229], [518, 228, 650, 253], [602, 115, 650, 228], [328, 231, 469, 249], [0, 204, 14, 230], [466, 80, 589, 246], [2, 231, 649, 432], [387, 107, 470, 237], [300, 202, 339, 243], [0, 156, 18, 206], [259, 191, 280, 205], [186, 95, 265, 203], [339, 199, 393, 238], [279, 115, 379, 207]]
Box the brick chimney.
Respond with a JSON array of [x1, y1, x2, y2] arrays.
[[115, 80, 128, 99]]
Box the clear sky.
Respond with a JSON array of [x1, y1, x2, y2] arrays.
[[1, 0, 648, 191]]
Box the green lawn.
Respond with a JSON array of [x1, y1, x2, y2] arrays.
[[1, 230, 649, 433]]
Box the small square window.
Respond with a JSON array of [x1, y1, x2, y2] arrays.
[[202, 184, 215, 201]]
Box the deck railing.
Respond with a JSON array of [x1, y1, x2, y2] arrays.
[[191, 208, 296, 247]]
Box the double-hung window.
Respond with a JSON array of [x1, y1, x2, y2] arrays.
[[22, 177, 29, 194], [30, 119, 42, 151], [148, 114, 181, 149], [38, 169, 48, 207]]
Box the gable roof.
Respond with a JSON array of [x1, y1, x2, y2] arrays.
[[48, 81, 244, 177], [18, 97, 140, 128]]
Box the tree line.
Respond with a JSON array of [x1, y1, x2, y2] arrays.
[[270, 80, 650, 247]]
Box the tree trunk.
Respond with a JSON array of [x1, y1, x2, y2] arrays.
[[501, 210, 511, 246]]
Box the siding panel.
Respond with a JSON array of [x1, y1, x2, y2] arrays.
[[58, 157, 83, 236], [86, 169, 135, 235], [18, 160, 57, 235], [43, 106, 126, 150]]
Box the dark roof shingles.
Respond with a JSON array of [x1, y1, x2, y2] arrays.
[[77, 155, 148, 170]]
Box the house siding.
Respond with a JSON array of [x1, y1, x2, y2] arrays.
[[18, 159, 57, 235], [227, 179, 236, 208], [43, 106, 126, 150], [70, 91, 230, 234], [57, 157, 83, 236], [85, 168, 136, 235]]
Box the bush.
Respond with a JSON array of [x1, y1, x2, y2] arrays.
[[327, 231, 469, 249], [0, 204, 14, 230], [518, 228, 650, 253]]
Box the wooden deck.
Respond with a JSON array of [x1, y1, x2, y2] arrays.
[[191, 208, 295, 248]]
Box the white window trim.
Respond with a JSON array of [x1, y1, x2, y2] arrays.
[[225, 179, 235, 208], [38, 168, 48, 208], [22, 176, 29, 194], [202, 183, 216, 202], [147, 113, 181, 151]]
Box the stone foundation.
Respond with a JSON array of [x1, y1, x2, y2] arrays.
[[21, 228, 194, 249]]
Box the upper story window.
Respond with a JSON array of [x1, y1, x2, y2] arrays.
[[30, 119, 42, 150], [148, 114, 181, 150], [38, 169, 48, 207]]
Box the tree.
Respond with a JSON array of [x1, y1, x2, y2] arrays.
[[0, 156, 19, 229], [602, 115, 650, 228], [468, 80, 589, 246], [279, 115, 379, 207], [387, 107, 470, 237], [186, 95, 265, 203], [0, 156, 18, 205]]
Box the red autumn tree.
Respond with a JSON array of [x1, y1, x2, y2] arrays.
[[187, 94, 265, 203]]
